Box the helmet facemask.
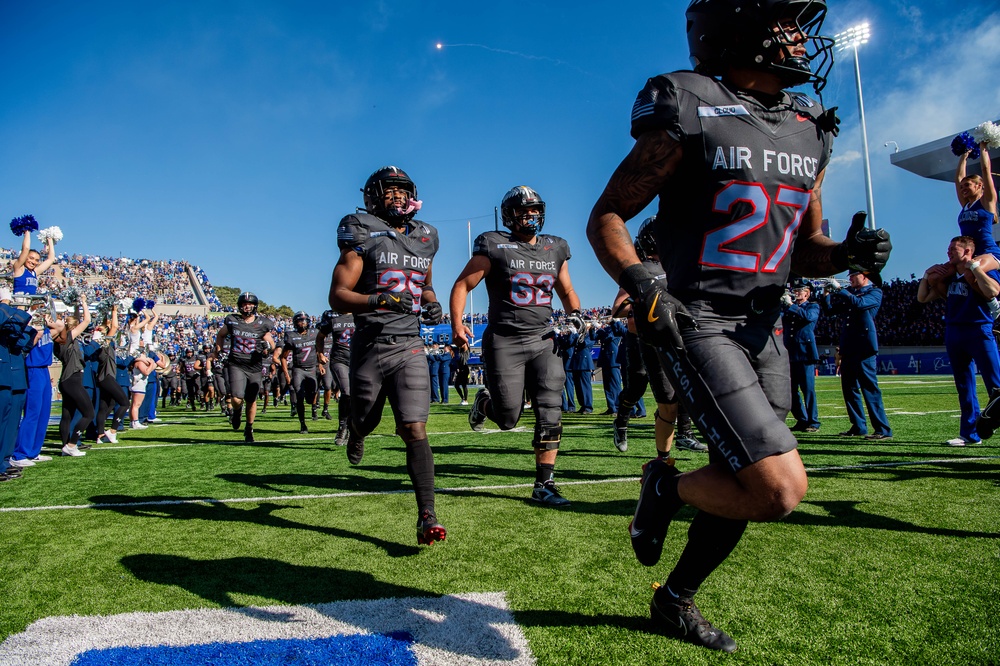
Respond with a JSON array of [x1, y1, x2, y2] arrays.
[[500, 186, 546, 238]]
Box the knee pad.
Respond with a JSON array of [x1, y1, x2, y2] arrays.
[[533, 424, 562, 451]]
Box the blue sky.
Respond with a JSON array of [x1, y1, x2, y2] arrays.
[[1, 1, 998, 315]]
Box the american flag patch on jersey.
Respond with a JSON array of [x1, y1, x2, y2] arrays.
[[337, 226, 355, 243], [630, 87, 658, 122]]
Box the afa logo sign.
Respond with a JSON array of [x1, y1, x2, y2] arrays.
[[0, 593, 533, 666]]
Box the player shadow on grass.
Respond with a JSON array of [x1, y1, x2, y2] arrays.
[[785, 499, 998, 539], [216, 472, 411, 494], [118, 554, 530, 662], [90, 495, 421, 557]]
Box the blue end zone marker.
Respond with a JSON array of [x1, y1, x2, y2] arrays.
[[71, 632, 417, 666]]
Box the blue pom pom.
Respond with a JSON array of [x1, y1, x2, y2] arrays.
[[145, 299, 156, 310], [132, 297, 145, 313], [951, 132, 981, 159], [9, 215, 38, 237]]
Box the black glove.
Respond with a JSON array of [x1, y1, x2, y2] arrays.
[[566, 309, 585, 333], [368, 291, 413, 314], [816, 107, 840, 137], [833, 211, 892, 278], [255, 339, 273, 355], [618, 264, 697, 349], [420, 300, 443, 325]]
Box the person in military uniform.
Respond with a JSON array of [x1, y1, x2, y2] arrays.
[[781, 280, 821, 432], [328, 165, 446, 546], [450, 185, 581, 507], [276, 311, 319, 434], [587, 0, 890, 652], [211, 291, 275, 443], [317, 309, 355, 444]]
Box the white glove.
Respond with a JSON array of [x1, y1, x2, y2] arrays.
[[0, 287, 11, 302], [780, 292, 793, 307], [828, 278, 841, 290]]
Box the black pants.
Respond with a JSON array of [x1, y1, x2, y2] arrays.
[[59, 372, 95, 446], [96, 376, 129, 433]]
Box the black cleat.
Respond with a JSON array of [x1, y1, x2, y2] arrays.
[[469, 388, 489, 432], [231, 407, 243, 431], [530, 480, 570, 507], [334, 425, 349, 447], [417, 509, 447, 545], [299, 422, 308, 434], [650, 586, 737, 653], [613, 417, 629, 452], [675, 435, 708, 452], [323, 410, 332, 420], [347, 435, 365, 465], [977, 388, 1000, 439], [312, 408, 318, 421], [244, 425, 254, 443], [629, 458, 682, 567]]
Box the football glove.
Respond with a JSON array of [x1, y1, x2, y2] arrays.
[[834, 211, 892, 277], [255, 339, 273, 355], [566, 310, 585, 333], [368, 291, 413, 314], [420, 301, 443, 325], [618, 264, 696, 349]]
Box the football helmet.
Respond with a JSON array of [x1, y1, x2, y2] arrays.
[[293, 310, 309, 331], [237, 291, 259, 315], [362, 166, 420, 223], [500, 186, 546, 236], [686, 0, 834, 93], [634, 216, 658, 261]]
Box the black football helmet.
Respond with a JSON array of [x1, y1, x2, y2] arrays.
[[634, 216, 658, 261], [362, 166, 420, 223], [237, 291, 259, 315], [293, 310, 309, 330], [686, 0, 834, 93], [500, 186, 546, 236]]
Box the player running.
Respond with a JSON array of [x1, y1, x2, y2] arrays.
[[211, 292, 276, 443], [329, 165, 446, 545], [588, 0, 890, 652], [450, 185, 581, 507], [317, 309, 355, 446], [276, 311, 319, 434]]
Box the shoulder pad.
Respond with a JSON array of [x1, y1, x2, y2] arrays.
[[337, 213, 383, 250]]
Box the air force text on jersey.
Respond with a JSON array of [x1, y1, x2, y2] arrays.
[[711, 145, 821, 178], [377, 252, 431, 270], [509, 259, 558, 272]]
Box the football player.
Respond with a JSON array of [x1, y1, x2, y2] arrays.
[[276, 311, 319, 434], [211, 292, 276, 443], [587, 0, 889, 652], [316, 309, 355, 444], [329, 166, 446, 546], [450, 185, 581, 507]]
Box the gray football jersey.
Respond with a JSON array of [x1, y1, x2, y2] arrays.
[[630, 71, 834, 302], [474, 230, 571, 334], [337, 213, 440, 337], [224, 313, 275, 368], [283, 329, 318, 370]]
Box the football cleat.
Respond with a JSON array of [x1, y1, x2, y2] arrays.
[[630, 458, 682, 567], [417, 509, 447, 545], [323, 409, 332, 420], [650, 586, 737, 653], [231, 406, 243, 431], [976, 388, 1000, 440], [469, 388, 489, 432], [334, 425, 350, 447], [613, 421, 628, 452], [347, 435, 365, 465], [244, 425, 254, 443], [299, 423, 308, 434], [675, 435, 708, 452], [530, 480, 570, 507]]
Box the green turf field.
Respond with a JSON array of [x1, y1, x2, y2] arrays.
[[1, 376, 998, 665]]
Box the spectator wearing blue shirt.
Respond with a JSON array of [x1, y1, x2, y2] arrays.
[[823, 271, 892, 440], [918, 236, 1000, 445], [597, 318, 626, 415], [782, 281, 821, 432]]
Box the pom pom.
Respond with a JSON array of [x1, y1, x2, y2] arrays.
[[37, 226, 63, 244], [144, 299, 156, 310], [93, 297, 118, 324], [10, 215, 39, 237], [60, 287, 81, 306], [132, 297, 146, 313], [972, 121, 1000, 150], [952, 132, 981, 159]]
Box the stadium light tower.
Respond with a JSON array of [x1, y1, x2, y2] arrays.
[[835, 22, 875, 230]]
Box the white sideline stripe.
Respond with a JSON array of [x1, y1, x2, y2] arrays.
[[3, 459, 998, 514], [0, 592, 535, 666]]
